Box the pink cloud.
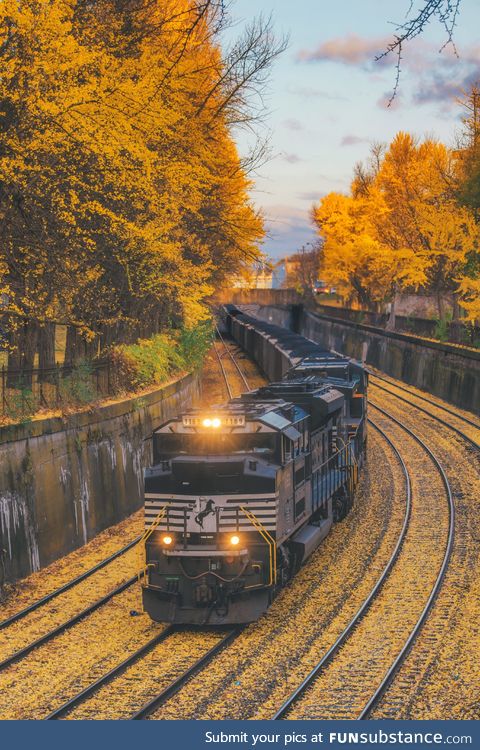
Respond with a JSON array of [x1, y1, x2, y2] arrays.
[[297, 34, 392, 66]]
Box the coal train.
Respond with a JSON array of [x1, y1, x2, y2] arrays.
[[140, 306, 368, 625]]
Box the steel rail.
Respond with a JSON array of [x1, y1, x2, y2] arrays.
[[215, 324, 251, 392], [357, 402, 455, 719], [0, 536, 141, 631], [370, 376, 480, 451], [368, 370, 480, 431], [212, 337, 233, 400], [272, 418, 412, 719], [129, 627, 244, 720], [46, 625, 176, 719], [273, 408, 454, 720], [0, 576, 138, 672]]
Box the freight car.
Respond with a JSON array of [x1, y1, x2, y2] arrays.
[[140, 307, 367, 625]]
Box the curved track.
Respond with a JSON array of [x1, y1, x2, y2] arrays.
[[212, 337, 233, 399], [215, 324, 251, 391], [369, 373, 479, 451], [368, 370, 479, 431], [273, 404, 454, 720]]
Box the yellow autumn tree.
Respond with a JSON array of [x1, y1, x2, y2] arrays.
[[313, 132, 480, 315], [0, 0, 278, 378]]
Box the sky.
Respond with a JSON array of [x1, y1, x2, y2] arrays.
[[222, 0, 480, 260]]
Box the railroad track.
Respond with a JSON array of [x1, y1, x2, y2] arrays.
[[0, 531, 146, 674], [215, 324, 251, 391], [273, 404, 454, 720], [366, 377, 480, 719], [43, 338, 252, 720], [368, 372, 480, 450], [45, 626, 242, 720], [0, 535, 140, 631], [129, 628, 242, 720], [0, 574, 139, 671], [213, 326, 251, 399]]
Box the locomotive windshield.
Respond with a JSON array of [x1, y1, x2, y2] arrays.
[[154, 431, 278, 461]]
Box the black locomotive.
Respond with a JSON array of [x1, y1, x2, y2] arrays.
[[141, 306, 368, 625]]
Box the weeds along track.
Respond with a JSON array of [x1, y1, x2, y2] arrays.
[[368, 382, 480, 719], [272, 405, 453, 720], [144, 425, 408, 719]]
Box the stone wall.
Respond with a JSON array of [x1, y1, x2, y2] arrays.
[[0, 373, 200, 583]]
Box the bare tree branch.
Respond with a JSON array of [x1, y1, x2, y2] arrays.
[[378, 0, 462, 104]]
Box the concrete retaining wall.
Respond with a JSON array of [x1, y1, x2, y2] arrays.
[[0, 373, 200, 583], [215, 288, 302, 307], [252, 305, 480, 415]]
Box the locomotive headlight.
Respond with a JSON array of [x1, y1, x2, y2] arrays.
[[230, 535, 240, 546], [162, 535, 173, 546], [202, 417, 221, 428]]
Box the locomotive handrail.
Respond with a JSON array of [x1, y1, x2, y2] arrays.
[[138, 504, 169, 584], [240, 506, 277, 585]]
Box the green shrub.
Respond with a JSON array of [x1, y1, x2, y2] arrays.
[[108, 321, 213, 393], [5, 385, 35, 424], [433, 311, 453, 342], [60, 361, 97, 404]]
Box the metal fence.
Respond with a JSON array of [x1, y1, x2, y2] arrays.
[[0, 359, 116, 420]]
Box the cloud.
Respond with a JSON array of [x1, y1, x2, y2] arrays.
[[281, 152, 302, 164], [297, 34, 391, 67], [412, 69, 479, 106], [260, 206, 318, 258], [283, 118, 304, 131], [297, 191, 325, 202], [376, 91, 403, 110], [341, 135, 370, 146]]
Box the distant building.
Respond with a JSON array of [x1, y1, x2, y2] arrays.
[[230, 261, 274, 289], [253, 266, 273, 289]]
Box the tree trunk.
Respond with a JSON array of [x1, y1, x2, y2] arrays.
[[63, 325, 76, 370], [64, 326, 99, 371], [386, 285, 398, 331], [37, 322, 56, 383], [6, 319, 37, 388], [436, 290, 445, 320]]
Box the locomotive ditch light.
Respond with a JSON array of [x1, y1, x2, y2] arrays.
[[162, 534, 174, 546], [230, 534, 240, 546]]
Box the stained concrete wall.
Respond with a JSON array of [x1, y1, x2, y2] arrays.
[[0, 373, 200, 583], [251, 304, 480, 415]]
